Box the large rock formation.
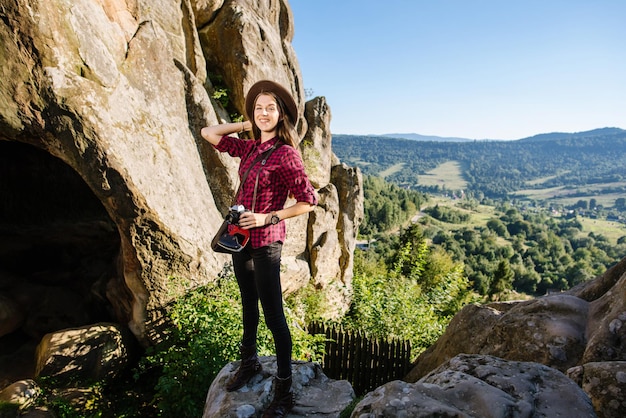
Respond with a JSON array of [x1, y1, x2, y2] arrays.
[[0, 0, 361, 357], [403, 256, 626, 417], [353, 354, 597, 417]]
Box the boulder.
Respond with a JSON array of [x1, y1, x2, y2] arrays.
[[35, 323, 133, 387], [567, 361, 626, 418], [354, 354, 596, 418], [405, 256, 626, 417], [0, 379, 41, 411], [578, 259, 626, 365], [203, 357, 354, 418]]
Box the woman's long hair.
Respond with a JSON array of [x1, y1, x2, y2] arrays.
[[251, 92, 298, 148]]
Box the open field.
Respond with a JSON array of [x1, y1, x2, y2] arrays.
[[576, 217, 626, 244], [552, 193, 625, 208], [512, 181, 626, 207], [525, 171, 571, 186], [379, 162, 404, 178], [375, 158, 625, 245], [419, 197, 495, 230], [352, 159, 372, 167], [421, 197, 626, 245], [418, 161, 467, 190]]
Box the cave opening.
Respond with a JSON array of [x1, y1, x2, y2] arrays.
[[0, 141, 122, 387]]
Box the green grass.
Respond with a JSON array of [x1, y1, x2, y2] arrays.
[[466, 203, 497, 225], [419, 198, 494, 232], [418, 161, 467, 190], [512, 181, 626, 207], [524, 171, 571, 186], [551, 192, 625, 208], [379, 162, 405, 178], [576, 217, 626, 245]]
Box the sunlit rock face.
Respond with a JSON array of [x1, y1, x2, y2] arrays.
[[0, 0, 362, 352], [405, 257, 626, 417]]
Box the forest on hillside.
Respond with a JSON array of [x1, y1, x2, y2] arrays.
[[357, 174, 626, 300], [333, 128, 626, 199], [349, 130, 626, 305]]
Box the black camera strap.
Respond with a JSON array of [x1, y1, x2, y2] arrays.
[[233, 141, 283, 208]]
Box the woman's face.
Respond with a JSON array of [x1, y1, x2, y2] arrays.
[[254, 93, 280, 135]]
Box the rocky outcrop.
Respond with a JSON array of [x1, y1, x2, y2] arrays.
[[405, 256, 626, 417], [406, 294, 589, 379], [0, 0, 362, 353], [203, 357, 354, 417], [354, 354, 597, 417], [567, 361, 626, 418], [196, 0, 307, 137]]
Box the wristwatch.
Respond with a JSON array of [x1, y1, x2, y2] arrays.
[[270, 211, 280, 225]]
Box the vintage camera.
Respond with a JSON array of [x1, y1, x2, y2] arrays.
[[213, 205, 250, 253], [226, 204, 247, 225]]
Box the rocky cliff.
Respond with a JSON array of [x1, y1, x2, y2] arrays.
[[0, 0, 362, 354]]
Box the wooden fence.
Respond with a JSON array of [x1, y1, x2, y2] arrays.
[[307, 322, 412, 396]]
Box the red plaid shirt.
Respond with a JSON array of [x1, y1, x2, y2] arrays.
[[215, 135, 318, 248]]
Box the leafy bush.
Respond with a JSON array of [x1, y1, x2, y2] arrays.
[[33, 382, 111, 418], [0, 402, 20, 417], [344, 224, 477, 356]]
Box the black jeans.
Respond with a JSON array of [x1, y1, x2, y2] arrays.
[[232, 241, 292, 378]]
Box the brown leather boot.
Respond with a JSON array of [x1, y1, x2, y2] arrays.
[[261, 375, 295, 418], [225, 344, 262, 392]]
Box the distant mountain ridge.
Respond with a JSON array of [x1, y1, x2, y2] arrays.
[[518, 127, 625, 142], [376, 127, 625, 142], [380, 133, 475, 142], [332, 127, 626, 199]]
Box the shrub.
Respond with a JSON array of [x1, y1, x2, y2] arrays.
[[343, 224, 477, 356]]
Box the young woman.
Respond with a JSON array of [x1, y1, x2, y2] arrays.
[[201, 80, 317, 417]]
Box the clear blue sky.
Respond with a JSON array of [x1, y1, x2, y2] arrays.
[[290, 0, 626, 140]]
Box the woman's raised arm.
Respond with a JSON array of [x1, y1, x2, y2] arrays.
[[201, 120, 252, 146]]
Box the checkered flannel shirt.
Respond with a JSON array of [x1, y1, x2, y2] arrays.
[[215, 135, 318, 248]]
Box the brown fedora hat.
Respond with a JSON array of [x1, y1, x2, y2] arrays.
[[245, 80, 298, 124]]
